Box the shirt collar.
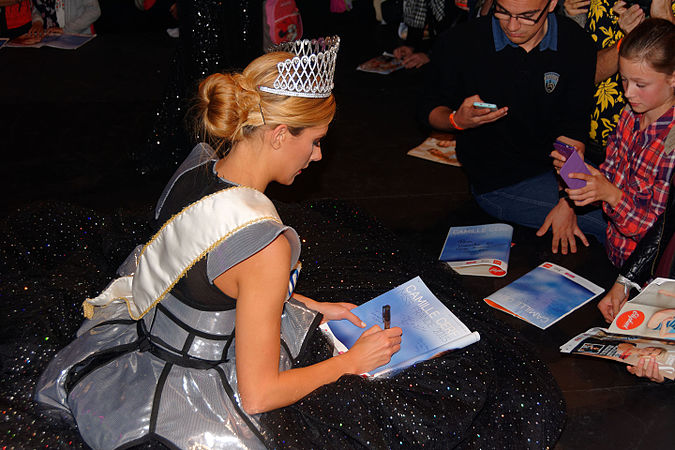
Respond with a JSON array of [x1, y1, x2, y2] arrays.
[[492, 13, 558, 52]]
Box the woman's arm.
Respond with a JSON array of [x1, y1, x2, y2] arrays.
[[218, 236, 402, 415]]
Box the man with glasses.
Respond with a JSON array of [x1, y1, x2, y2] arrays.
[[420, 0, 606, 255]]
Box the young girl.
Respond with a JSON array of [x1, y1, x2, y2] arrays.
[[562, 18, 675, 269]]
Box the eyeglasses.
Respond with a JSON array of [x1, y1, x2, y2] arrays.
[[492, 0, 551, 26]]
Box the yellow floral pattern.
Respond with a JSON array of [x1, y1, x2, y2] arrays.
[[585, 0, 624, 147], [586, 0, 675, 147]]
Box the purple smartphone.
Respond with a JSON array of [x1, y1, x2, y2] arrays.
[[554, 140, 590, 190]]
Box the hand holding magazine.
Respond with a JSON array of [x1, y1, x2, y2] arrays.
[[561, 327, 675, 380], [320, 276, 480, 377]]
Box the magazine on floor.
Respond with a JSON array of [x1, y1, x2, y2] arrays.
[[439, 223, 513, 277], [484, 262, 604, 329], [319, 276, 480, 377], [356, 52, 404, 74], [560, 326, 675, 380], [407, 136, 460, 166], [607, 278, 675, 341], [7, 32, 95, 50]]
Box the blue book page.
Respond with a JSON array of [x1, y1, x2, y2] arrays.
[[439, 224, 512, 263], [485, 263, 604, 329], [326, 277, 476, 376]]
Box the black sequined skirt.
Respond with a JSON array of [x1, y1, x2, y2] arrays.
[[0, 200, 565, 449]]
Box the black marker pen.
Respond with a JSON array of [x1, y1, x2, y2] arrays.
[[382, 304, 391, 329]]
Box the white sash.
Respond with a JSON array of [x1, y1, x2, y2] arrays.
[[83, 186, 290, 320]]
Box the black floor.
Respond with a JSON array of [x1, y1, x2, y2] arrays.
[[2, 8, 674, 449]]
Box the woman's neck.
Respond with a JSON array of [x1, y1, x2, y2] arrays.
[[214, 141, 270, 192]]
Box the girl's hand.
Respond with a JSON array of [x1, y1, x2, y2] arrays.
[[613, 1, 645, 35], [564, 0, 590, 16], [317, 302, 366, 328], [566, 165, 622, 207], [627, 357, 665, 382], [347, 325, 402, 374], [598, 282, 628, 323]]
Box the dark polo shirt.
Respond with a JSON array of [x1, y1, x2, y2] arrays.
[[419, 14, 596, 194]]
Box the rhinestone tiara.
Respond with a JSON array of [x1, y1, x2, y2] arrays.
[[259, 36, 340, 99]]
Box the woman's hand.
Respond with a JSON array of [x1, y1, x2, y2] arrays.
[[346, 325, 403, 374], [627, 357, 665, 382], [316, 301, 366, 327], [598, 282, 628, 323], [650, 0, 675, 23], [292, 293, 366, 328], [566, 165, 623, 208], [613, 1, 645, 35], [564, 0, 590, 16], [28, 21, 45, 38]]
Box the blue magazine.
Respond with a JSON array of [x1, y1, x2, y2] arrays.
[[439, 224, 513, 277], [320, 276, 480, 377], [484, 262, 604, 329]]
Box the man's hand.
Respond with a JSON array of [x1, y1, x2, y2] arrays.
[[452, 95, 508, 129], [566, 165, 622, 208], [597, 282, 628, 322], [536, 199, 590, 254], [613, 1, 645, 34], [564, 0, 590, 16]]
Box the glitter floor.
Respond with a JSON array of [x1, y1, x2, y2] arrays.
[[1, 3, 673, 449]]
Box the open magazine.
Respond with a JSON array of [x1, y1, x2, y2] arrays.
[[560, 327, 675, 380], [407, 135, 460, 166], [7, 31, 95, 50], [356, 52, 404, 74], [608, 277, 675, 340], [439, 223, 513, 277], [484, 262, 604, 329], [320, 276, 480, 377]]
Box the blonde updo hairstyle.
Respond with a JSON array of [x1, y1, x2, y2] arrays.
[[194, 51, 336, 155]]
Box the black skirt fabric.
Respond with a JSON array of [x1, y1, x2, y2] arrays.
[[0, 200, 565, 449]]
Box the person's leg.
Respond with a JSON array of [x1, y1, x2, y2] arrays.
[[472, 171, 561, 229], [575, 207, 607, 244], [472, 171, 607, 243]]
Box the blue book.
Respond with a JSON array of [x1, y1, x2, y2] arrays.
[[484, 262, 604, 329], [439, 224, 513, 277], [320, 276, 480, 377]]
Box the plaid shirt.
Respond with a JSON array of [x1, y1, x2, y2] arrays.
[[600, 105, 675, 267]]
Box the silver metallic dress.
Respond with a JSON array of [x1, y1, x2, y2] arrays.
[[35, 144, 318, 449]]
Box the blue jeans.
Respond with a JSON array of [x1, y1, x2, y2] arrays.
[[472, 171, 607, 244]]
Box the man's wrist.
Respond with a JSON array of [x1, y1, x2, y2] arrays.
[[449, 111, 464, 131]]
